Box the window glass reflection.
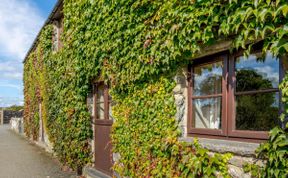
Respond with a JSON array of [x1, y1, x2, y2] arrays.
[[236, 53, 279, 92], [96, 85, 105, 120], [108, 96, 114, 121], [236, 92, 279, 131], [194, 61, 223, 96], [192, 97, 222, 129], [87, 92, 94, 117]]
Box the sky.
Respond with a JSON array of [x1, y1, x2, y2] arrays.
[[0, 0, 57, 107]]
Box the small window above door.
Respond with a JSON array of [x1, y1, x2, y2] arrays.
[[89, 82, 114, 124]]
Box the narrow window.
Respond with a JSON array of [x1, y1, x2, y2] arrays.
[[52, 20, 60, 52], [188, 55, 228, 136], [52, 17, 63, 52], [93, 82, 113, 122], [193, 61, 223, 129], [96, 84, 105, 120]]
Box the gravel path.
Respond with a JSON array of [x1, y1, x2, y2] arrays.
[[0, 125, 77, 178]]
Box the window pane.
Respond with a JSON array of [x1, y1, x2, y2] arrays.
[[96, 85, 105, 120], [193, 61, 223, 96], [108, 101, 114, 121], [192, 97, 222, 129], [236, 53, 279, 92], [87, 92, 94, 117], [236, 92, 279, 131], [52, 24, 59, 51]]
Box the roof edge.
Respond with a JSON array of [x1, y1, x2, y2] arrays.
[[23, 0, 63, 63]]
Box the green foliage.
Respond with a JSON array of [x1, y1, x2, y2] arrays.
[[24, 26, 54, 139], [24, 25, 92, 169], [280, 67, 288, 127], [244, 127, 288, 178], [257, 127, 288, 177], [112, 77, 232, 177], [23, 0, 288, 175], [5, 105, 24, 111]]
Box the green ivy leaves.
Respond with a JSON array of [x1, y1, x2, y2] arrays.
[[24, 0, 288, 175], [111, 77, 231, 177], [245, 127, 288, 178]]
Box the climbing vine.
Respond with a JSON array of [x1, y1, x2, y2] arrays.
[[111, 77, 232, 177], [24, 0, 288, 176], [24, 26, 53, 140]]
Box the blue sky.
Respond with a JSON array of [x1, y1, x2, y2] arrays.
[[0, 0, 57, 107]]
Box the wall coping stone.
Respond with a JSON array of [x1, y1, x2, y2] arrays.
[[83, 166, 112, 178], [179, 137, 260, 157]]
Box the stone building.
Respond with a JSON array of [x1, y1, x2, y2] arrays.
[[23, 0, 287, 177], [0, 109, 23, 125]]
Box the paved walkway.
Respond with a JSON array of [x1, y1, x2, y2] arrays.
[[0, 125, 76, 178]]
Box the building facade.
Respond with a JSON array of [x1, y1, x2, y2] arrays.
[[23, 0, 288, 177]]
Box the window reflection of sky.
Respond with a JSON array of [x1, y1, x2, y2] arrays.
[[274, 92, 279, 107], [193, 97, 221, 108], [194, 62, 222, 96], [236, 53, 279, 88]]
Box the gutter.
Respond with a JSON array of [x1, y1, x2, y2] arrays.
[[22, 0, 63, 63]]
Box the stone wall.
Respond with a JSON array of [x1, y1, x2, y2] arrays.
[[3, 110, 23, 124], [173, 68, 189, 137], [0, 109, 3, 125], [34, 128, 53, 153], [173, 68, 263, 178], [10, 117, 24, 134], [35, 103, 53, 153]]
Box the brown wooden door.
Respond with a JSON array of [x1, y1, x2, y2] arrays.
[[94, 120, 113, 176], [93, 83, 113, 176]]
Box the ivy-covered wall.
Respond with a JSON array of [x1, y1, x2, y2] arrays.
[[24, 0, 288, 177]]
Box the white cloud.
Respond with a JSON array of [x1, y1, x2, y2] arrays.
[[0, 96, 23, 107], [0, 83, 22, 90], [255, 66, 279, 88], [0, 61, 15, 72], [0, 61, 23, 80], [0, 0, 44, 107], [2, 72, 23, 80], [0, 0, 44, 60]]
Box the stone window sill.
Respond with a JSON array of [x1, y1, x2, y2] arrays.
[[180, 137, 260, 157]]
